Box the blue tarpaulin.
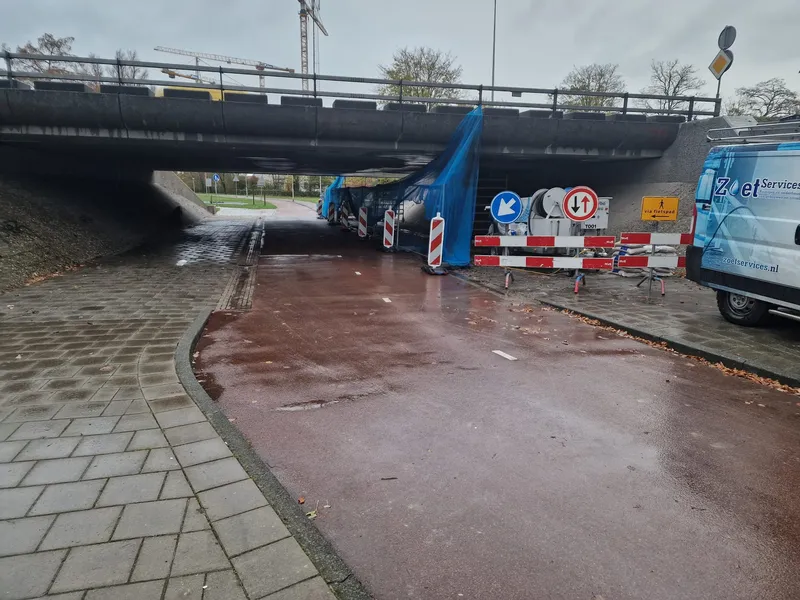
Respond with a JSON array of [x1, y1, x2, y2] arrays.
[[331, 107, 483, 266]]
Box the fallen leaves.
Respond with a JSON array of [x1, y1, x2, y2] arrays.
[[557, 308, 800, 397]]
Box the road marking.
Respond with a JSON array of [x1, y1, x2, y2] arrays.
[[492, 350, 518, 361], [355, 271, 362, 275], [382, 297, 392, 303]]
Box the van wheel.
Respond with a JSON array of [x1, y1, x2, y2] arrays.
[[716, 291, 769, 326]]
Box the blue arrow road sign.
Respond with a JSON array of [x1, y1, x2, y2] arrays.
[[213, 173, 220, 182], [490, 191, 522, 224]]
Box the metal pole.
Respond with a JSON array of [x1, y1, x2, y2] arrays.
[[195, 57, 200, 82], [715, 78, 722, 104], [491, 0, 497, 102]]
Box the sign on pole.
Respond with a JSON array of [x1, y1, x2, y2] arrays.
[[490, 191, 522, 224], [562, 186, 599, 222], [212, 173, 220, 182], [205, 178, 212, 188], [641, 196, 679, 221], [708, 49, 733, 80], [718, 25, 736, 50]]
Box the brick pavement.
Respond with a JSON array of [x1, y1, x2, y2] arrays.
[[0, 220, 337, 600], [465, 266, 800, 385]]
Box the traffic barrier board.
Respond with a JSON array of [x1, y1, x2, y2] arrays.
[[428, 214, 445, 267], [357, 207, 368, 238], [383, 210, 395, 248]]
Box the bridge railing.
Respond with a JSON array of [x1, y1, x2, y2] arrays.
[[1, 52, 721, 118]]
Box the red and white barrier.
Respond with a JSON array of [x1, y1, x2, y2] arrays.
[[474, 255, 614, 270], [327, 201, 335, 222], [617, 255, 686, 269], [357, 207, 368, 238], [428, 213, 445, 267], [316, 199, 323, 217], [475, 235, 615, 248], [620, 232, 693, 245], [383, 210, 395, 249]]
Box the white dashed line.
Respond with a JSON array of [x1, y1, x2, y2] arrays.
[[355, 271, 362, 275], [492, 350, 518, 361], [382, 298, 392, 303]]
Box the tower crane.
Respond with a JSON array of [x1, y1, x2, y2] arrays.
[[154, 46, 294, 88], [297, 0, 328, 91]]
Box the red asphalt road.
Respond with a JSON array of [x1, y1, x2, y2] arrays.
[[196, 220, 800, 600]]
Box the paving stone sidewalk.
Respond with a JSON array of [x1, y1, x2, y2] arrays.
[[0, 220, 336, 600], [465, 266, 800, 385]]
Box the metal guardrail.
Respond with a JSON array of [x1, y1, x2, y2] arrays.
[[707, 120, 800, 143], [1, 51, 721, 118]]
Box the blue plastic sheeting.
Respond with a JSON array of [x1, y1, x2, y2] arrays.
[[332, 107, 483, 266], [321, 176, 344, 217]]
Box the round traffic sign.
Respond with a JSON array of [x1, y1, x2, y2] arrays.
[[718, 25, 736, 50], [562, 186, 599, 222], [212, 173, 220, 182], [490, 191, 523, 224]]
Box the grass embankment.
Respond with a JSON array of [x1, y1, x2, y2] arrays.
[[196, 193, 277, 210]]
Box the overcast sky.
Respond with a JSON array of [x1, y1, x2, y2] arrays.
[[2, 0, 798, 101]]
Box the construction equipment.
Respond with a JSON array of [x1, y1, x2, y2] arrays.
[[297, 0, 328, 91], [160, 68, 215, 85], [154, 46, 294, 88]]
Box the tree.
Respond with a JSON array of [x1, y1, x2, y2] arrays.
[[108, 49, 148, 82], [77, 53, 105, 91], [726, 78, 799, 120], [377, 47, 463, 104], [559, 63, 626, 108], [15, 33, 75, 74], [638, 59, 705, 113]]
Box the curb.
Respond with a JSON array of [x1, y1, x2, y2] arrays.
[[451, 272, 800, 389], [175, 308, 372, 600]]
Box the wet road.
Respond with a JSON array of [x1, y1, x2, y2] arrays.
[[196, 220, 800, 600]]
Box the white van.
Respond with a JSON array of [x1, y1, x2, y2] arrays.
[[686, 120, 800, 326]]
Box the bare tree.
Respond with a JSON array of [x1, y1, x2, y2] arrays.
[[725, 78, 799, 120], [377, 47, 463, 104], [107, 49, 149, 83], [638, 59, 705, 114], [77, 53, 105, 91], [559, 63, 626, 108], [15, 33, 76, 74]]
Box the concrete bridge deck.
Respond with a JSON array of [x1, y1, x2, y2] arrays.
[[0, 88, 683, 175]]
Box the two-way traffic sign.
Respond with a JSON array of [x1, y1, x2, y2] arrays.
[[562, 186, 599, 222], [490, 191, 523, 224]]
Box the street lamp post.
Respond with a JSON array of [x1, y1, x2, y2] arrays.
[[491, 0, 497, 102]]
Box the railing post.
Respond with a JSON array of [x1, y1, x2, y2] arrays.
[[622, 93, 629, 115], [398, 79, 403, 105], [4, 51, 11, 83], [313, 73, 317, 98], [687, 97, 695, 121], [713, 97, 721, 117], [218, 66, 224, 98], [478, 85, 483, 106], [551, 89, 558, 115], [116, 57, 122, 86]]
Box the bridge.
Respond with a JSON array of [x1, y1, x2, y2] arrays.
[[0, 52, 720, 177]]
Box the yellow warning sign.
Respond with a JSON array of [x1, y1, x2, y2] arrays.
[[641, 196, 679, 221]]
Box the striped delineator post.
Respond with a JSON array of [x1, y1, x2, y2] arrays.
[[327, 201, 335, 223], [316, 198, 323, 217], [383, 209, 396, 249], [428, 213, 445, 267], [357, 207, 368, 238]]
